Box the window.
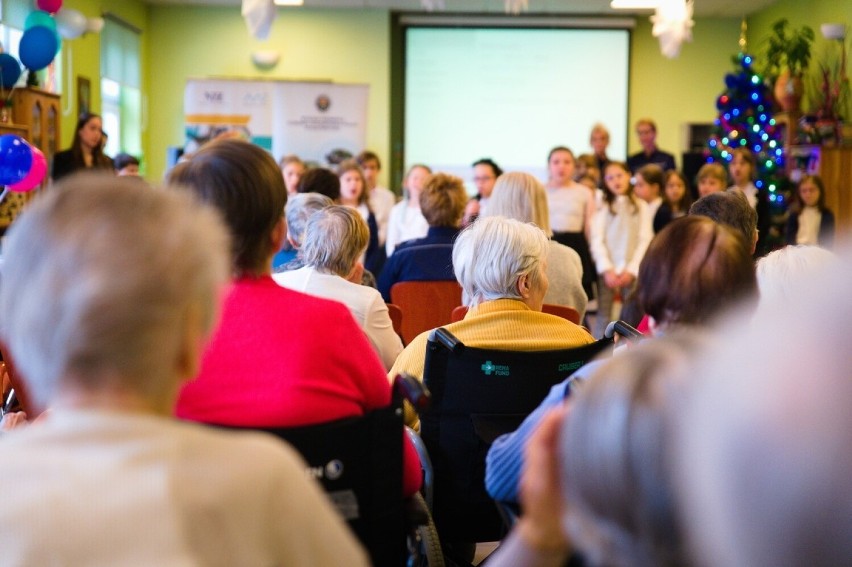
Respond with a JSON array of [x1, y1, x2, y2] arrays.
[[100, 15, 141, 164]]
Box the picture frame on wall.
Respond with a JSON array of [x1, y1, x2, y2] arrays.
[[77, 76, 91, 117]]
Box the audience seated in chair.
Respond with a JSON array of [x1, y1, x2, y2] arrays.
[[168, 139, 421, 497], [274, 205, 402, 370], [378, 172, 467, 302], [488, 333, 703, 567], [0, 175, 368, 565], [486, 216, 757, 503], [388, 215, 594, 400], [481, 171, 588, 319]]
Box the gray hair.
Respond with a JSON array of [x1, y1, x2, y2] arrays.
[[301, 206, 369, 277], [452, 215, 548, 306], [755, 245, 837, 308], [674, 244, 852, 567], [0, 174, 230, 410], [483, 172, 553, 237], [285, 192, 334, 248]]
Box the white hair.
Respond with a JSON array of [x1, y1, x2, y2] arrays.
[[285, 192, 333, 247], [301, 205, 369, 277], [674, 243, 852, 567], [755, 245, 837, 307], [452, 215, 549, 306], [0, 175, 230, 409]]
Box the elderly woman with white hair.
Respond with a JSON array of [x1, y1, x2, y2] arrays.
[[388, 215, 594, 384], [482, 171, 588, 319], [0, 176, 367, 565], [273, 192, 334, 271], [274, 205, 403, 370]]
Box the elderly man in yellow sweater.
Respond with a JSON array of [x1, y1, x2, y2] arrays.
[[389, 215, 595, 386]]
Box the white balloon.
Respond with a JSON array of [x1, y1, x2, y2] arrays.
[[86, 17, 105, 34], [55, 8, 88, 40]]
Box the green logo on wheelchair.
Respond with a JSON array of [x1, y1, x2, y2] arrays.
[[558, 362, 582, 373], [481, 361, 510, 376]]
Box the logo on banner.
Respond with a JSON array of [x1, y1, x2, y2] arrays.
[[204, 91, 224, 103], [243, 92, 268, 106], [315, 94, 331, 112]]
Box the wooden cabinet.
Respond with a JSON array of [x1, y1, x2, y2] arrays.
[[12, 88, 61, 169], [819, 147, 852, 237], [0, 89, 61, 232]]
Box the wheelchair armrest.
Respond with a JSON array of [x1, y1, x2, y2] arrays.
[[394, 373, 431, 412], [604, 320, 643, 341]]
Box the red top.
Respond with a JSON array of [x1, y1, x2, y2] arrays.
[[176, 275, 421, 496]]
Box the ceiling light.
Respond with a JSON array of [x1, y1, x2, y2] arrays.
[[274, 0, 304, 5], [610, 0, 658, 9]]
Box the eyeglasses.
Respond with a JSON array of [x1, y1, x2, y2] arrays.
[[473, 176, 495, 183]]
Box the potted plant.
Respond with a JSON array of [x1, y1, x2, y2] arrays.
[[760, 18, 815, 112]]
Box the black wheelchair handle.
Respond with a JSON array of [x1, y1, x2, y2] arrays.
[[394, 372, 431, 411], [605, 320, 643, 340], [428, 327, 463, 353]]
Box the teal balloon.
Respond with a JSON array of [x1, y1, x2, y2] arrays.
[[25, 10, 57, 33], [19, 26, 59, 71]]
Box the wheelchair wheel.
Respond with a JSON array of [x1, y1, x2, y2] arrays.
[[416, 519, 444, 567]]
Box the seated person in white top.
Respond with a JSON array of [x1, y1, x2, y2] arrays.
[[274, 205, 403, 370], [385, 163, 432, 256], [0, 176, 367, 566]]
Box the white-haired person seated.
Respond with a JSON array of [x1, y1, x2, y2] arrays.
[[388, 215, 594, 390], [674, 246, 852, 567], [755, 244, 837, 309], [482, 171, 588, 319], [274, 192, 334, 272], [274, 205, 403, 370], [488, 333, 702, 567], [0, 176, 367, 565]]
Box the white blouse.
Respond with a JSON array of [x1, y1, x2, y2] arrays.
[[546, 182, 593, 233], [796, 206, 822, 246]]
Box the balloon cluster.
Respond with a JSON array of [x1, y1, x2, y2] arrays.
[[0, 134, 46, 192], [0, 0, 95, 81]]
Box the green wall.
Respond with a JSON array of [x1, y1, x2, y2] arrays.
[[628, 16, 742, 163], [147, 5, 390, 182]]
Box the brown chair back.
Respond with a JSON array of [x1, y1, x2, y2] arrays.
[[385, 303, 404, 343], [390, 281, 463, 345]]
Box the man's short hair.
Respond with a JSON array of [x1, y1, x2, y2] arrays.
[[420, 173, 467, 227], [689, 191, 757, 248], [168, 139, 286, 276], [301, 206, 369, 277], [635, 118, 657, 132], [356, 150, 381, 170], [114, 153, 140, 171], [0, 175, 230, 410]]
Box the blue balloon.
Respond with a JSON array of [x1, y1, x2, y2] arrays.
[[0, 135, 33, 186], [19, 25, 59, 71], [0, 53, 21, 89]]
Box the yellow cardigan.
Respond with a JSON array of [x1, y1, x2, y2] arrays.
[[388, 298, 595, 383]]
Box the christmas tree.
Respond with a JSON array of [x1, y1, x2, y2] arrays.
[[706, 52, 787, 209]]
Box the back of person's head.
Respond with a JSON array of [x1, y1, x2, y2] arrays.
[[673, 246, 852, 567], [756, 245, 837, 307], [453, 215, 548, 306], [419, 173, 467, 227], [301, 205, 369, 277], [689, 191, 757, 250], [168, 138, 285, 277], [114, 152, 140, 171], [356, 150, 381, 169], [638, 216, 756, 330], [560, 334, 701, 567], [0, 175, 230, 412], [484, 171, 552, 237], [471, 158, 503, 178], [297, 167, 341, 201], [285, 192, 334, 248], [696, 162, 728, 186]]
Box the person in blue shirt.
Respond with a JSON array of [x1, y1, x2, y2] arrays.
[[378, 173, 467, 302]]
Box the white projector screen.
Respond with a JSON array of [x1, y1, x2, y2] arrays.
[[405, 27, 630, 189]]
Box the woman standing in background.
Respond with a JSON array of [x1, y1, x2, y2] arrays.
[[52, 113, 114, 182]]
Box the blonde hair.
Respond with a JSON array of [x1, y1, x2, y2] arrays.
[[697, 162, 728, 186], [419, 173, 467, 227], [484, 171, 553, 237]]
